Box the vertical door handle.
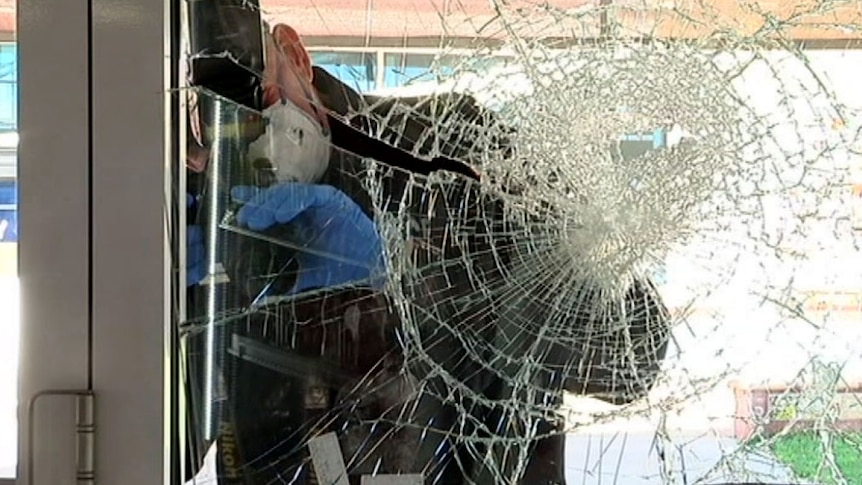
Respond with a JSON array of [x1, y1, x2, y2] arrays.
[[26, 390, 96, 485]]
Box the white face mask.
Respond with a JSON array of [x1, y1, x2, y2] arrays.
[[247, 99, 331, 184]]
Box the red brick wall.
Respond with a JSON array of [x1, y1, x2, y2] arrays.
[[3, 1, 858, 41], [258, 0, 861, 42], [0, 0, 12, 37]]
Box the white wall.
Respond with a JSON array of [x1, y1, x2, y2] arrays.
[[661, 49, 862, 397], [561, 50, 862, 435]]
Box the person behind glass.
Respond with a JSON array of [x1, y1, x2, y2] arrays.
[[211, 23, 543, 485], [218, 22, 485, 294], [188, 22, 666, 485]]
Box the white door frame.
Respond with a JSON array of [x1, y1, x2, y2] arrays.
[[17, 0, 177, 483]]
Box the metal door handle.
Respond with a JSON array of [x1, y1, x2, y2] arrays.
[[26, 389, 96, 485]]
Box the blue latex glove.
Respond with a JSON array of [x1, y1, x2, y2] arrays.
[[231, 183, 384, 294], [187, 194, 206, 286]]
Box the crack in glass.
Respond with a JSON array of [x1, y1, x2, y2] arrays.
[[180, 1, 862, 484]]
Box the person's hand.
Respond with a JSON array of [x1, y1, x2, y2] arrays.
[[231, 183, 383, 294], [187, 194, 206, 286]]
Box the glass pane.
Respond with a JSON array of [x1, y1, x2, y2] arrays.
[[382, 53, 460, 88], [181, 2, 862, 484], [310, 51, 376, 93]]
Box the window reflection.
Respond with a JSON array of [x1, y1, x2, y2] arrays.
[[309, 51, 376, 93], [0, 44, 16, 132], [382, 52, 458, 87], [0, 179, 13, 240]]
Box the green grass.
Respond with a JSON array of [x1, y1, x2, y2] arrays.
[[766, 431, 862, 484]]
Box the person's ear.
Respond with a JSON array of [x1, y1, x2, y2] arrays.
[[272, 24, 313, 83]]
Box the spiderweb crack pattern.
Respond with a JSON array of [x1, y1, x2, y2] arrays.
[[184, 0, 862, 483]]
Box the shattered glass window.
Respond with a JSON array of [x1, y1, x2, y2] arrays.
[[179, 1, 862, 484], [382, 53, 460, 87]]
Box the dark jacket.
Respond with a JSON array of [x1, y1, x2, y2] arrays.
[[311, 65, 670, 404], [200, 67, 671, 485]]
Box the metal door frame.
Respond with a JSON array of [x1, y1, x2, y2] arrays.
[[17, 0, 178, 483]]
